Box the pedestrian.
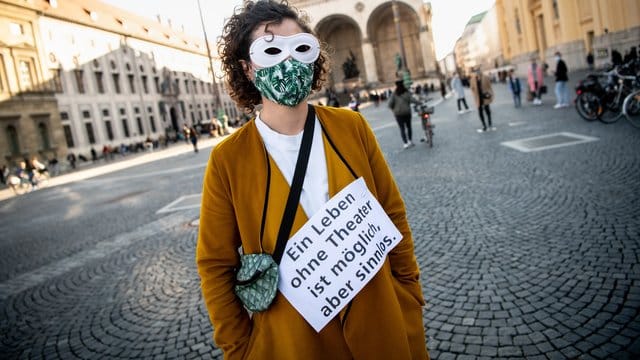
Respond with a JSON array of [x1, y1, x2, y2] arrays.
[[439, 80, 447, 98], [348, 93, 359, 112], [90, 148, 98, 162], [66, 152, 76, 169], [586, 51, 594, 71], [527, 57, 545, 105], [189, 126, 198, 153], [182, 124, 191, 143], [196, 1, 428, 359], [388, 79, 418, 149], [553, 51, 570, 108], [451, 72, 470, 114], [507, 69, 522, 108], [0, 164, 7, 185], [469, 67, 495, 132]]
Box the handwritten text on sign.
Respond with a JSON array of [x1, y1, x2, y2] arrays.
[[278, 177, 402, 332]]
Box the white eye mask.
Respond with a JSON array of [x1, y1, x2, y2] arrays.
[[249, 33, 320, 69]]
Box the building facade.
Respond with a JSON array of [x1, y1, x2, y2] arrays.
[[496, 0, 640, 73], [290, 0, 437, 89], [0, 1, 66, 165], [453, 7, 504, 76], [1, 0, 239, 165]]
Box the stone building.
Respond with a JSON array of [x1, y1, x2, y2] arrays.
[[0, 0, 66, 166], [1, 0, 239, 166], [496, 0, 640, 72], [454, 6, 504, 76], [290, 0, 437, 90]]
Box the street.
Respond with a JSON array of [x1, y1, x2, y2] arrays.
[[1, 81, 639, 359]]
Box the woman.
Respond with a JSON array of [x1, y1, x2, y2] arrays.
[[451, 72, 470, 114], [527, 57, 545, 105], [469, 67, 495, 132], [388, 80, 417, 149], [196, 1, 428, 359]]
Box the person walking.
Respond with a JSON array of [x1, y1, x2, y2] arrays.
[[469, 67, 495, 132], [528, 57, 545, 105], [189, 126, 198, 153], [451, 72, 470, 114], [507, 69, 522, 108], [389, 80, 419, 149], [196, 1, 428, 359], [553, 51, 570, 108], [586, 51, 594, 71]]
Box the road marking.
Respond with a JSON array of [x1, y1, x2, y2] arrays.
[[501, 132, 599, 152], [156, 194, 202, 214], [508, 121, 526, 126], [0, 212, 192, 300]]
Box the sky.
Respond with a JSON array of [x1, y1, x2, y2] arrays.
[[101, 0, 495, 60]]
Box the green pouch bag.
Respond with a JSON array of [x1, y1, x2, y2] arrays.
[[234, 254, 279, 312]]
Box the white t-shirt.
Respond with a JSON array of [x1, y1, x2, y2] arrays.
[[255, 114, 329, 218]]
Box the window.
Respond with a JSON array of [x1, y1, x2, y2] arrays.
[[515, 10, 522, 35], [121, 118, 130, 137], [102, 109, 110, 117], [50, 69, 63, 93], [18, 59, 35, 91], [184, 79, 189, 94], [105, 120, 114, 140], [200, 81, 204, 93], [85, 122, 96, 144], [154, 76, 160, 93], [141, 75, 148, 94], [6, 125, 20, 155], [38, 123, 51, 149], [134, 107, 140, 114], [112, 73, 121, 94], [119, 108, 126, 116], [193, 80, 198, 94], [552, 0, 560, 19], [63, 124, 74, 148], [74, 69, 86, 94], [60, 111, 69, 120], [9, 23, 24, 36], [136, 117, 143, 135], [94, 71, 105, 93], [127, 74, 135, 93], [149, 116, 156, 132], [82, 110, 91, 119]]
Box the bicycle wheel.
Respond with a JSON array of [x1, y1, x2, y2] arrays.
[[623, 89, 640, 128], [574, 92, 600, 121], [427, 127, 433, 148], [598, 92, 624, 124]]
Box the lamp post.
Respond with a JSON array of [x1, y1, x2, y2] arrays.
[[197, 0, 224, 121], [392, 0, 411, 86]]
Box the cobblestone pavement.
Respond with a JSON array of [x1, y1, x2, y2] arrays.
[[1, 77, 639, 359]]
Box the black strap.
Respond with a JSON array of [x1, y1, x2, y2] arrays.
[[272, 104, 316, 264]]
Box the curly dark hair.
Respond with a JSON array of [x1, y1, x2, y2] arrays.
[[218, 0, 329, 112]]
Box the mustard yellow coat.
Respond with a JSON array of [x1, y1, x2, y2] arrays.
[[197, 106, 429, 360]]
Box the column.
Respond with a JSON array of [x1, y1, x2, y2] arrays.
[[360, 40, 378, 84]]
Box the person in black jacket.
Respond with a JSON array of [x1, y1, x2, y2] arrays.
[[553, 51, 570, 108]]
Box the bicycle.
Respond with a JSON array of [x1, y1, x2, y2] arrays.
[[622, 88, 640, 128], [598, 64, 638, 124], [414, 102, 435, 148]]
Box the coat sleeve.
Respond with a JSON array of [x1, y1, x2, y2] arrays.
[[196, 151, 252, 360], [357, 114, 425, 305]]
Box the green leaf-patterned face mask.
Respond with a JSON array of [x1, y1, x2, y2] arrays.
[[253, 58, 314, 107]]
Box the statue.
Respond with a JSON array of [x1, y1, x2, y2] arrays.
[[395, 53, 403, 72], [342, 50, 360, 80]]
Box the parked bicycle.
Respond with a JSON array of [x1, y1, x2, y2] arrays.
[[574, 59, 640, 125]]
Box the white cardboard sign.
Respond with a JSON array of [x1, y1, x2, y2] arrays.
[[278, 177, 402, 332]]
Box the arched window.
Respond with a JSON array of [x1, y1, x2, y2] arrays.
[[6, 125, 20, 155], [38, 122, 50, 149]]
